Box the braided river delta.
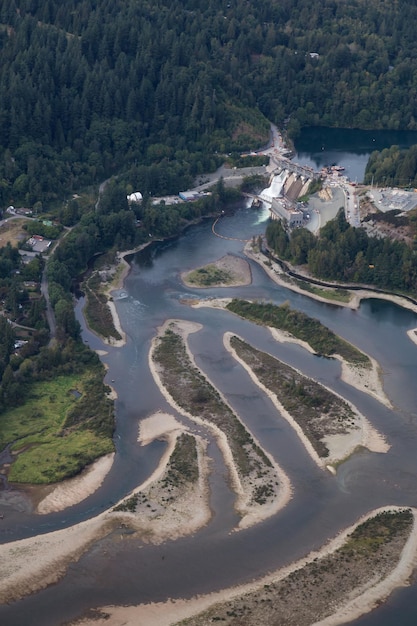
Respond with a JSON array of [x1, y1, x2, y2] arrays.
[[3, 131, 417, 624]]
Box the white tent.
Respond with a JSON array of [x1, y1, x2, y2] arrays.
[[127, 191, 143, 204]]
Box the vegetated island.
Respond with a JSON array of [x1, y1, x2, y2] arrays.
[[172, 508, 416, 626], [112, 411, 211, 543], [224, 297, 390, 409], [0, 411, 210, 604], [225, 334, 388, 469], [71, 507, 417, 626], [149, 319, 291, 529], [182, 255, 252, 288]]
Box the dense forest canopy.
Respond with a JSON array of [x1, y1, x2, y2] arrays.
[[365, 145, 417, 188], [1, 0, 417, 203], [266, 211, 417, 294]]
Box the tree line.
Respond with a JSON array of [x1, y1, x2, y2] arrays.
[[2, 0, 417, 205], [266, 210, 417, 294], [365, 144, 417, 188]]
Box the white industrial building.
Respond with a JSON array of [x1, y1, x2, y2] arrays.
[[271, 197, 303, 228]]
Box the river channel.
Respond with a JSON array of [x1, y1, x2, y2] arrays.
[[2, 136, 417, 624]]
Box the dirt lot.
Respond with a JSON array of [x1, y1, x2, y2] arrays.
[[360, 194, 416, 244], [0, 218, 30, 247]]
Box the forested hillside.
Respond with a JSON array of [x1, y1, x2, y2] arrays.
[[266, 211, 417, 293], [1, 0, 417, 204], [365, 145, 417, 187]]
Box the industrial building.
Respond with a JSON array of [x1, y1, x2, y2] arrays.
[[271, 197, 304, 228]]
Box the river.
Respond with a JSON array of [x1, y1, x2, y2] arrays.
[[2, 149, 417, 624]]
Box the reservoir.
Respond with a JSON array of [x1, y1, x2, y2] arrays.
[[294, 126, 417, 183], [2, 148, 417, 624]]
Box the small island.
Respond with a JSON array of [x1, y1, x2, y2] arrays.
[[182, 255, 252, 288], [226, 334, 388, 468]]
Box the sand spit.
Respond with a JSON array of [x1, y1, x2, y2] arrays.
[[0, 412, 211, 604], [407, 327, 417, 347], [73, 507, 417, 626], [0, 512, 113, 605], [104, 300, 126, 347], [116, 414, 211, 545], [37, 453, 115, 514], [139, 411, 186, 445], [336, 354, 392, 408], [181, 254, 252, 288], [191, 298, 391, 410], [149, 320, 292, 530], [269, 327, 392, 409], [225, 333, 388, 469]]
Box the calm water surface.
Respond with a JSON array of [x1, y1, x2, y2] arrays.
[[295, 126, 417, 182], [2, 191, 417, 623]]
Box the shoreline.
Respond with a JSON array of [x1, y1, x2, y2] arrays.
[[92, 243, 152, 348], [244, 244, 417, 315], [73, 506, 417, 626], [26, 234, 417, 626], [0, 411, 211, 605]]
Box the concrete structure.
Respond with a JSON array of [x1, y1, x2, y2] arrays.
[[368, 189, 417, 214], [179, 190, 211, 202], [271, 197, 304, 228]]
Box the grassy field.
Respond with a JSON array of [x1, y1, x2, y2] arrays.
[[227, 299, 369, 365], [0, 371, 114, 484]]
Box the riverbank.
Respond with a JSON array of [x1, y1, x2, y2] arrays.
[[71, 507, 417, 626], [245, 243, 417, 315], [0, 411, 211, 604], [103, 245, 152, 347]]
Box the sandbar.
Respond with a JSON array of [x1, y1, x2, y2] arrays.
[[193, 297, 391, 409], [0, 411, 210, 604], [149, 319, 292, 529], [37, 453, 115, 514], [72, 506, 417, 626], [224, 332, 389, 468]]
